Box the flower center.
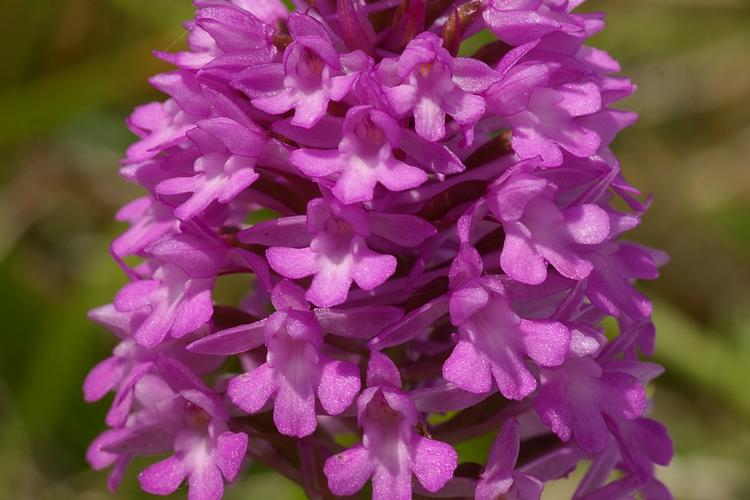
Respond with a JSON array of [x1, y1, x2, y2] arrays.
[[298, 48, 325, 78], [183, 402, 211, 429], [354, 117, 386, 146]]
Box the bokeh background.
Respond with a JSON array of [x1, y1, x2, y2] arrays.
[[1, 0, 749, 498]]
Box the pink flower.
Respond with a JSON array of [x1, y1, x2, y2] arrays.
[[324, 353, 457, 499], [233, 13, 359, 128], [443, 246, 570, 400], [114, 263, 214, 348], [476, 419, 543, 500], [487, 166, 611, 284], [226, 282, 361, 437], [377, 32, 494, 144], [534, 356, 647, 452], [291, 105, 427, 204], [266, 198, 397, 307], [155, 117, 265, 221], [137, 359, 248, 500]]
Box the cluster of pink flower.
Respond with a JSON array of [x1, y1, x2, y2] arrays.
[[86, 1, 673, 498]]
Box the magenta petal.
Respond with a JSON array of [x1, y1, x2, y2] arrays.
[[274, 372, 317, 437], [215, 431, 248, 481], [174, 185, 225, 221], [582, 109, 638, 146], [287, 12, 331, 40], [372, 463, 412, 500], [218, 168, 259, 203], [156, 174, 202, 196], [267, 247, 318, 279], [187, 320, 266, 355], [366, 351, 402, 388], [369, 213, 436, 248], [501, 224, 548, 285], [475, 476, 514, 500], [491, 351, 538, 401], [106, 364, 150, 428], [484, 419, 520, 483], [601, 372, 646, 420], [607, 416, 673, 482], [336, 0, 376, 53], [133, 305, 175, 348], [443, 341, 492, 394], [139, 456, 187, 496], [569, 404, 610, 453], [384, 84, 417, 115], [553, 123, 601, 159], [172, 288, 214, 338], [449, 285, 489, 326], [511, 120, 564, 167], [411, 437, 458, 492], [252, 90, 296, 116], [414, 98, 447, 142], [410, 383, 492, 413], [102, 422, 173, 456], [370, 296, 448, 349], [487, 171, 548, 221], [565, 203, 611, 245], [381, 389, 418, 425], [197, 118, 265, 156], [333, 165, 378, 204], [307, 266, 353, 307], [156, 356, 211, 393], [444, 91, 485, 125], [314, 305, 403, 339], [618, 243, 662, 279], [324, 446, 374, 496], [113, 195, 164, 224], [484, 9, 561, 46], [351, 248, 396, 291], [87, 429, 123, 470], [327, 73, 358, 101], [510, 474, 544, 500], [106, 458, 130, 492], [272, 116, 343, 148], [270, 280, 308, 310], [488, 64, 551, 115], [520, 320, 570, 367], [114, 280, 159, 311], [146, 233, 226, 279], [317, 358, 361, 415], [452, 57, 501, 93], [291, 93, 329, 129], [187, 464, 223, 500], [105, 388, 135, 428], [239, 216, 311, 247], [558, 82, 602, 117], [228, 364, 276, 413], [400, 129, 465, 174], [535, 389, 572, 442], [291, 148, 346, 177], [83, 357, 123, 402], [377, 158, 427, 192], [231, 63, 285, 98]]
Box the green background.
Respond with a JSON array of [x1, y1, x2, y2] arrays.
[[1, 0, 749, 498]]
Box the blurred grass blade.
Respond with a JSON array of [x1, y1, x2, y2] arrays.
[[654, 297, 750, 421], [0, 34, 179, 150]]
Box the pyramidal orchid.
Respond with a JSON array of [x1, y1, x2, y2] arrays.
[[87, 0, 673, 498]]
